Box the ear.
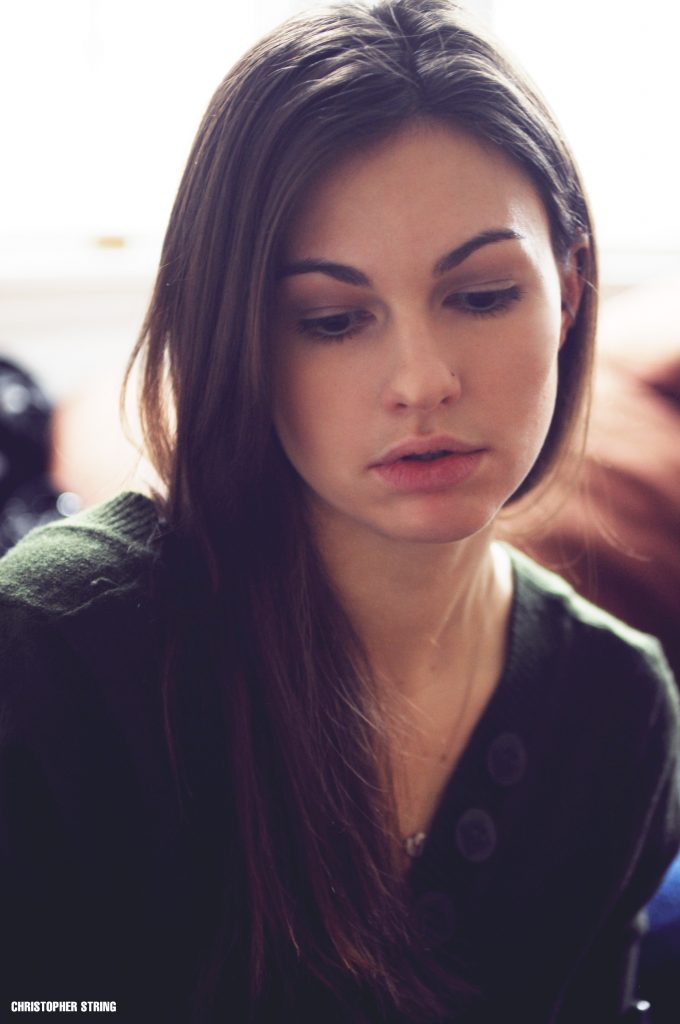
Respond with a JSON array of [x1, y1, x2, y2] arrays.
[[559, 237, 589, 349]]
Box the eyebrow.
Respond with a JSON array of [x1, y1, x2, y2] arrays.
[[278, 228, 524, 286]]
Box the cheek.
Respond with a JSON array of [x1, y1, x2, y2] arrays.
[[519, 353, 561, 449], [273, 359, 307, 458], [273, 351, 344, 464], [488, 309, 561, 436]]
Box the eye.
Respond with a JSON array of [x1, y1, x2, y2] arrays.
[[444, 284, 522, 317], [296, 309, 374, 343]]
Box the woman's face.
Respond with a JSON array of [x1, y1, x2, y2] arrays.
[[272, 121, 579, 546]]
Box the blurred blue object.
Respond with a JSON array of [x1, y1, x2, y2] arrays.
[[639, 850, 680, 1021]]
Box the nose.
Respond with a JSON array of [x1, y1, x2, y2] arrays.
[[382, 323, 461, 413]]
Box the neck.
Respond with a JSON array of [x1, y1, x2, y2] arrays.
[[314, 509, 511, 699]]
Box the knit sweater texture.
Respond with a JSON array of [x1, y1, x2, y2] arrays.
[[0, 491, 679, 1023]]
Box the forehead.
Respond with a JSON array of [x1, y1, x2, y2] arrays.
[[284, 121, 553, 265]]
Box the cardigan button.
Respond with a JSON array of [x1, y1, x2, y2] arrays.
[[412, 891, 458, 947], [456, 808, 497, 863], [487, 732, 527, 786]]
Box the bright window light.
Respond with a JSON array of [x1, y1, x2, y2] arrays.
[[491, 0, 680, 280], [2, 0, 679, 284]]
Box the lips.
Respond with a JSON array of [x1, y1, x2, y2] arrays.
[[371, 435, 483, 468], [369, 435, 485, 493], [401, 449, 453, 462]]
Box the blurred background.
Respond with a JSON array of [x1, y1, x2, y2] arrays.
[[1, 0, 679, 505], [3, 0, 680, 388]]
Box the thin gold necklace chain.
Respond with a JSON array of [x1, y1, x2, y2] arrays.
[[400, 617, 484, 858]]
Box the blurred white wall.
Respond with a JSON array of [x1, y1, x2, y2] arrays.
[[491, 0, 680, 282], [1, 0, 678, 400]]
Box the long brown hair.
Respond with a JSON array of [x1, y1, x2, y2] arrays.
[[126, 1, 598, 1019]]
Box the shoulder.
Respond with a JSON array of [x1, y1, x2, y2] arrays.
[[507, 542, 676, 680], [0, 490, 164, 692], [502, 548, 680, 875], [505, 544, 680, 748], [0, 490, 161, 621], [0, 492, 167, 751]]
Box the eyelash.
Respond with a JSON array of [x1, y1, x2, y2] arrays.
[[296, 285, 523, 343], [446, 284, 522, 317], [297, 309, 372, 343]]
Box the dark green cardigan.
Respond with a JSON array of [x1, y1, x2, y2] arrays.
[[1, 492, 678, 1023]]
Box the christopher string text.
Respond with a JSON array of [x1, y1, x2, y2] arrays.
[[10, 1002, 117, 1014]]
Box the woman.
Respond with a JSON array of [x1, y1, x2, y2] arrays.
[[1, 1, 678, 1021]]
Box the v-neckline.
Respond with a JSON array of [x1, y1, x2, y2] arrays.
[[404, 545, 539, 880]]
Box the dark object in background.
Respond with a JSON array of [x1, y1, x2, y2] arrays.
[[0, 357, 51, 503], [0, 358, 81, 555]]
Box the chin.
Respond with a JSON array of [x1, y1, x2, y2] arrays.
[[311, 485, 509, 548], [371, 502, 500, 546]]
